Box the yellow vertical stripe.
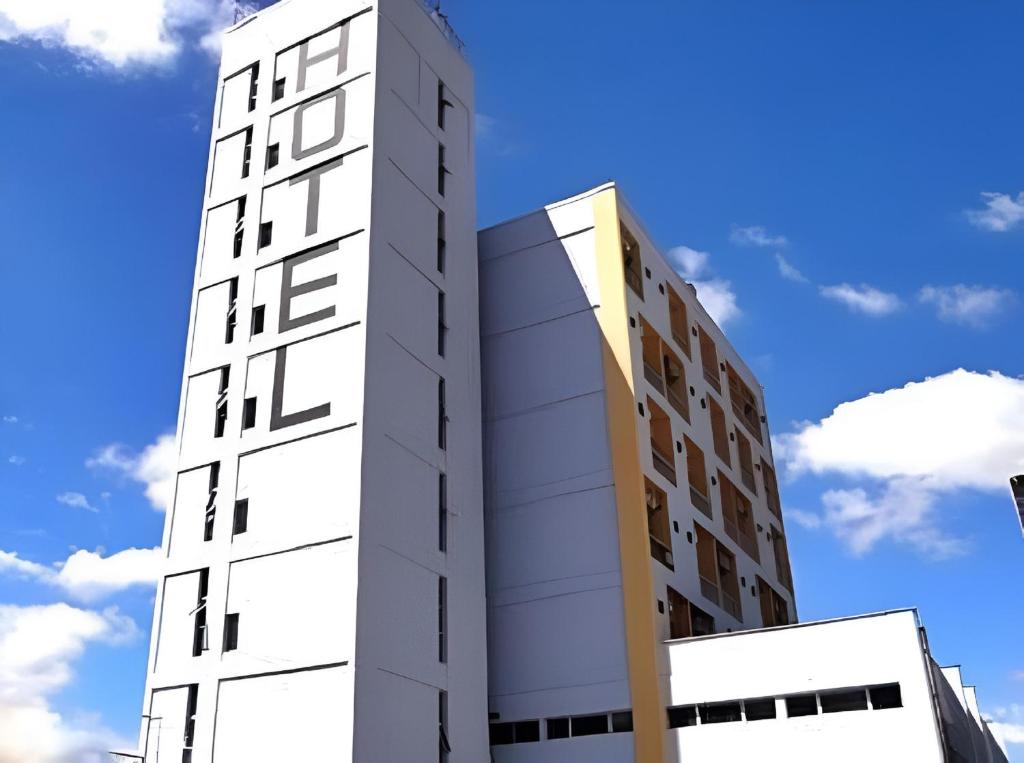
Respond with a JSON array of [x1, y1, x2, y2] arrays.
[[592, 188, 664, 763]]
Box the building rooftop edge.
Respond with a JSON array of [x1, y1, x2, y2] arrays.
[[664, 607, 921, 647]]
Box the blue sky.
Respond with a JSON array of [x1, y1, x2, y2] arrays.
[[1, 0, 1022, 759]]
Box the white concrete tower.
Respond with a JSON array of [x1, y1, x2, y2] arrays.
[[135, 1, 487, 760]]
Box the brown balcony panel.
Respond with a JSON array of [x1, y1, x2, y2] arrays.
[[667, 388, 689, 421], [721, 592, 742, 621], [644, 362, 665, 393], [625, 268, 644, 298], [689, 487, 713, 519], [699, 576, 720, 606], [703, 366, 721, 392], [739, 532, 760, 563], [649, 535, 675, 570], [741, 467, 756, 494], [652, 447, 677, 485], [723, 517, 739, 545]]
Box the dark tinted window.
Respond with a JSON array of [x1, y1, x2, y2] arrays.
[[611, 711, 633, 733], [870, 683, 903, 710], [744, 698, 776, 721], [699, 701, 742, 724], [786, 694, 818, 717], [546, 718, 569, 739], [690, 604, 715, 636], [571, 714, 608, 737], [514, 720, 540, 743], [489, 723, 513, 746], [821, 689, 868, 714], [667, 706, 697, 728]]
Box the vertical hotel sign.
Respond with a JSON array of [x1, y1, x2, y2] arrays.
[[1011, 476, 1024, 538]]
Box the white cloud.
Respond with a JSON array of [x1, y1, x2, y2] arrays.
[[989, 705, 1024, 749], [8, 455, 25, 467], [966, 191, 1024, 232], [0, 603, 136, 762], [786, 509, 823, 529], [55, 493, 98, 514], [775, 253, 809, 283], [0, 546, 162, 602], [2, 416, 17, 424], [0, 0, 256, 69], [775, 369, 1024, 556], [919, 284, 1013, 328], [666, 246, 741, 326], [819, 283, 902, 316], [729, 225, 788, 248], [87, 433, 176, 512]]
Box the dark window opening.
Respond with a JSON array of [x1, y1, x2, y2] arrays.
[[437, 80, 452, 129], [490, 720, 539, 746], [546, 718, 569, 739], [258, 221, 273, 248], [183, 684, 198, 752], [821, 689, 868, 714], [689, 602, 715, 637], [272, 77, 285, 101], [437, 291, 447, 357], [241, 127, 253, 178], [869, 683, 903, 710], [219, 366, 230, 394], [203, 508, 215, 542], [233, 499, 248, 535], [699, 701, 742, 724], [438, 378, 447, 450], [266, 143, 280, 170], [514, 720, 540, 743], [214, 403, 228, 438], [192, 569, 209, 657], [437, 210, 446, 273], [667, 705, 697, 728], [438, 473, 447, 553], [223, 613, 239, 652], [570, 714, 608, 737], [744, 698, 776, 721], [489, 723, 513, 746], [247, 63, 259, 111], [242, 397, 257, 430], [611, 711, 633, 733], [225, 278, 238, 344], [438, 576, 447, 663], [233, 228, 244, 258], [438, 144, 448, 196], [786, 694, 818, 718], [439, 690, 450, 762], [251, 305, 265, 336]]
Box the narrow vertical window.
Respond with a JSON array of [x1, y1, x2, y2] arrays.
[[223, 613, 240, 652], [438, 576, 447, 663], [437, 291, 447, 357], [438, 378, 447, 450], [436, 210, 446, 274], [241, 127, 253, 178], [242, 398, 257, 430], [225, 278, 239, 344], [233, 197, 246, 258], [214, 367, 229, 438], [437, 144, 447, 196], [272, 77, 285, 101], [251, 305, 265, 336], [192, 569, 210, 657], [183, 684, 199, 762], [439, 690, 451, 762], [266, 143, 280, 170], [233, 499, 249, 535], [437, 80, 452, 130], [247, 63, 260, 112], [204, 462, 220, 542], [258, 221, 273, 248], [438, 473, 447, 553]]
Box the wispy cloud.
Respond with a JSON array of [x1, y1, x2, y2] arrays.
[[666, 246, 741, 326], [2, 415, 17, 424], [775, 253, 809, 283], [989, 705, 1024, 749], [7, 456, 25, 467], [919, 284, 1013, 328], [819, 283, 902, 316], [56, 492, 98, 514], [86, 433, 176, 512], [775, 369, 1024, 556], [0, 546, 162, 602], [965, 191, 1024, 232], [0, 0, 257, 70], [729, 224, 788, 248], [0, 602, 136, 761]]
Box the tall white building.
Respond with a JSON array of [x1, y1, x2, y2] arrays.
[[135, 0, 488, 759]]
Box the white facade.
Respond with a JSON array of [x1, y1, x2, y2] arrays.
[[663, 610, 1008, 763], [136, 0, 487, 760]]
